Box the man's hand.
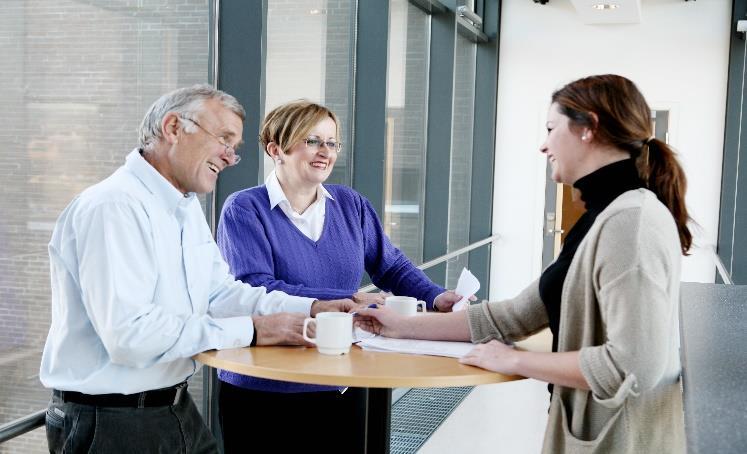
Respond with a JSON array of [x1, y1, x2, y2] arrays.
[[433, 290, 476, 312], [310, 298, 358, 317], [252, 313, 311, 346]]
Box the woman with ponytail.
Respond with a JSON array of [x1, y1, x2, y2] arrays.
[[357, 74, 689, 453]]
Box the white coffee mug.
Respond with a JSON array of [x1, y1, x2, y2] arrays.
[[302, 312, 353, 355], [384, 296, 425, 317]]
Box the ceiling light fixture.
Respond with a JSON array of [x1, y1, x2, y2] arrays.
[[592, 3, 619, 10]]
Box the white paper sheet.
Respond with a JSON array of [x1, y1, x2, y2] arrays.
[[353, 326, 376, 343], [357, 336, 473, 358], [453, 267, 480, 311]]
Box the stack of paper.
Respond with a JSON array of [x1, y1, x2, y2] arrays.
[[353, 327, 376, 343], [357, 336, 473, 358]]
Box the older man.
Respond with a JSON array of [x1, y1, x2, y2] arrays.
[[40, 85, 355, 453]]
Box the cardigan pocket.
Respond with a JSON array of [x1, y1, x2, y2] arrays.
[[548, 396, 629, 453]]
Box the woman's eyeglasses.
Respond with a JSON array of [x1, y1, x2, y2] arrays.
[[304, 137, 342, 153]]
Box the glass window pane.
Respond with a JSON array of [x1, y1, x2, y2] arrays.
[[383, 0, 430, 263], [0, 1, 209, 450], [264, 1, 355, 186], [445, 33, 477, 288]]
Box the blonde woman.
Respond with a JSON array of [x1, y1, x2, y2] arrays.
[[216, 100, 465, 452]]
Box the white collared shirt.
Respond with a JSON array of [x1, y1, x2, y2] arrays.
[[265, 170, 334, 241], [39, 150, 314, 394]]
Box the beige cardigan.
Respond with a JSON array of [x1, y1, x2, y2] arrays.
[[468, 189, 685, 453]]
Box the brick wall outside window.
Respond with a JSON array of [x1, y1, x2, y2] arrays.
[[0, 1, 209, 452]]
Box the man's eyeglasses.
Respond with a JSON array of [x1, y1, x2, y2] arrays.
[[304, 137, 342, 153], [180, 117, 241, 165]]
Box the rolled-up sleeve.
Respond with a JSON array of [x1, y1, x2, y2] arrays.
[[579, 267, 674, 407]]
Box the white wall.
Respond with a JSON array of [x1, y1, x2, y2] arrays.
[[490, 0, 732, 300], [467, 4, 730, 451]]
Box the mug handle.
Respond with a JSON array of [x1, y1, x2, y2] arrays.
[[416, 301, 426, 313], [302, 317, 316, 344]]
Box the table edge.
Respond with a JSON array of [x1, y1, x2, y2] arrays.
[[193, 349, 522, 388]]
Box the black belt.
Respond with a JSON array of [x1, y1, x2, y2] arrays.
[[53, 382, 187, 408]]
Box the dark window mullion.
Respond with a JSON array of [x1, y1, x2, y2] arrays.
[[467, 0, 499, 299], [423, 7, 457, 286], [210, 0, 266, 446], [719, 0, 747, 283], [214, 0, 265, 219], [352, 1, 389, 215]]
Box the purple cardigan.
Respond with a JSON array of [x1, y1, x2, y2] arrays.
[[216, 184, 444, 392]]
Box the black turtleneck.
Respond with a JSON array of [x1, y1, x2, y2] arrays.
[[539, 158, 645, 355]]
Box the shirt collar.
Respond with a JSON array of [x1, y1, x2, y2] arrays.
[[125, 148, 195, 216], [265, 169, 333, 210]]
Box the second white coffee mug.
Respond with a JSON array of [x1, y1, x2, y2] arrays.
[[384, 296, 425, 316], [302, 312, 353, 355]]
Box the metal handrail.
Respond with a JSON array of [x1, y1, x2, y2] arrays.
[[0, 409, 45, 444], [358, 234, 500, 292], [711, 246, 734, 285]]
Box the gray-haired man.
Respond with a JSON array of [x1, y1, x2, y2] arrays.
[[40, 85, 355, 453]]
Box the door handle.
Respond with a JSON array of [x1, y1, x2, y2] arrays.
[[545, 213, 564, 235]]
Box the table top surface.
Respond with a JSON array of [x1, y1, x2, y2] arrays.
[[195, 329, 552, 388], [679, 282, 747, 454], [195, 344, 521, 388]]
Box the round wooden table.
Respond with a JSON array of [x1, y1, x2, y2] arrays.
[[194, 344, 524, 454], [194, 344, 520, 388]]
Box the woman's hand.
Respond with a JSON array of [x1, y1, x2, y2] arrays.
[[353, 306, 409, 338], [310, 298, 357, 316], [433, 290, 476, 312], [459, 340, 520, 375], [352, 291, 388, 306], [462, 344, 591, 389]]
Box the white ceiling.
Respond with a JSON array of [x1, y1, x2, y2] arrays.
[[569, 0, 642, 24]]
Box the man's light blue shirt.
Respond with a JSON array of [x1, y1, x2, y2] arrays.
[[40, 149, 314, 394]]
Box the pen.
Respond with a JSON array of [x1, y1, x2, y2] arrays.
[[352, 303, 378, 317]]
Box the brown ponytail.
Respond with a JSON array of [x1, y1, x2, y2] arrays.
[[552, 74, 692, 255], [638, 138, 692, 255]]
